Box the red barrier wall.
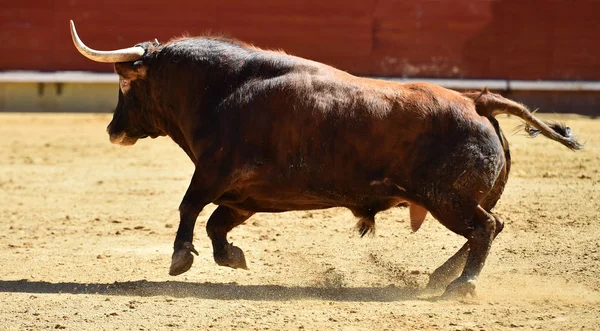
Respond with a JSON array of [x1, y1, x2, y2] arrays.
[[2, 0, 599, 80]]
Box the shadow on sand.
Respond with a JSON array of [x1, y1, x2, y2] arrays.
[[0, 279, 426, 302]]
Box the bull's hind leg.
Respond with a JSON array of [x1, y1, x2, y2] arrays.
[[427, 243, 469, 291], [428, 129, 509, 291], [439, 205, 498, 297], [206, 206, 254, 269], [427, 213, 504, 291]]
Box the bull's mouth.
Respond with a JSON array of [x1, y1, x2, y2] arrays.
[[109, 132, 138, 146]]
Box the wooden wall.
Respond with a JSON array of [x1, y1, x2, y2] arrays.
[[2, 0, 599, 80]]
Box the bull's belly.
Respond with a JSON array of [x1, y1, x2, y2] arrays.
[[214, 188, 353, 212], [217, 197, 339, 213], [213, 183, 408, 214], [214, 186, 428, 230]]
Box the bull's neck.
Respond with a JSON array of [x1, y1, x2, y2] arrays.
[[163, 119, 199, 164]]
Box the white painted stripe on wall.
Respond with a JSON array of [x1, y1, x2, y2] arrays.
[[2, 71, 600, 91], [0, 71, 119, 83]]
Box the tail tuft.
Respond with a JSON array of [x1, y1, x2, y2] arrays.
[[523, 121, 582, 150]]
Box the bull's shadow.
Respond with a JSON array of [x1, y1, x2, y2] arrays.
[[0, 279, 422, 302]]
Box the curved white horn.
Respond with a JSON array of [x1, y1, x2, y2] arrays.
[[70, 20, 145, 63]]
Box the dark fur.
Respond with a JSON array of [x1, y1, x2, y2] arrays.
[[102, 36, 580, 294]]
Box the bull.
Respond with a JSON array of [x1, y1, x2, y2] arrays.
[[69, 21, 581, 297]]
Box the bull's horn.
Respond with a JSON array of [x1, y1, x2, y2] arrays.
[[70, 20, 145, 63]]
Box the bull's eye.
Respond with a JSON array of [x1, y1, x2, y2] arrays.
[[119, 77, 131, 94]]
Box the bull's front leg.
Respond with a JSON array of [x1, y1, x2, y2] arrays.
[[169, 201, 203, 276], [169, 165, 228, 276], [206, 206, 254, 269]]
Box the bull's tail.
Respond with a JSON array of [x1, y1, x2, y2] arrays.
[[463, 87, 582, 151]]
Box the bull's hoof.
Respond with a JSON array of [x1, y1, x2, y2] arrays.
[[440, 279, 477, 299], [214, 243, 248, 270], [169, 242, 199, 276]]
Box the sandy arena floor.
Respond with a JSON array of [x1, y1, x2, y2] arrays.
[[0, 113, 598, 330]]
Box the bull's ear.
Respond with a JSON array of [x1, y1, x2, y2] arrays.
[[114, 62, 147, 81]]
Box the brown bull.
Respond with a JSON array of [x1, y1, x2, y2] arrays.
[[70, 21, 581, 297]]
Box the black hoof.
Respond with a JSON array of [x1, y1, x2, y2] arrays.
[[441, 279, 477, 299], [214, 243, 248, 270], [169, 242, 198, 276]]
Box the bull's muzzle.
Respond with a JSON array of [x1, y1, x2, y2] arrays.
[[108, 131, 138, 146]]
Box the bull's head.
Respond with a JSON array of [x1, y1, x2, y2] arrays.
[[70, 21, 163, 146]]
